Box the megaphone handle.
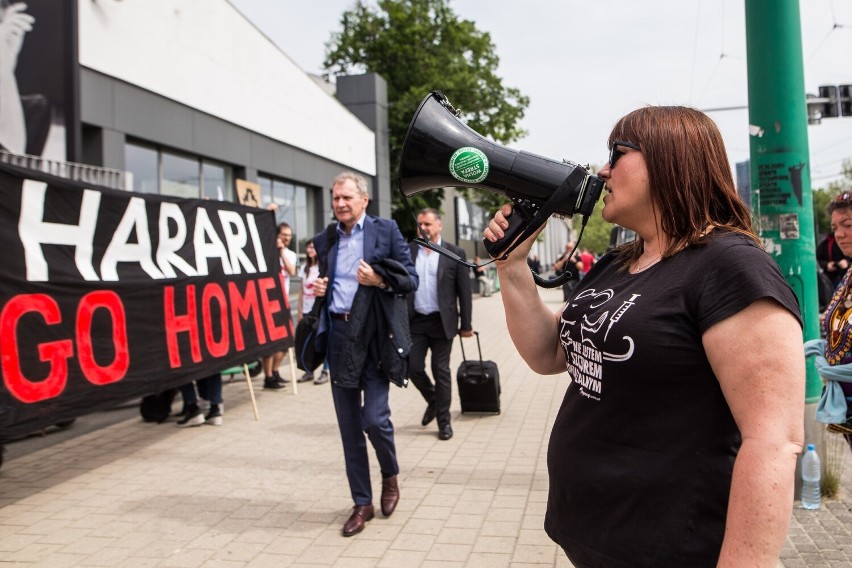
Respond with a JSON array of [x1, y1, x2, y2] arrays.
[[483, 208, 528, 259]]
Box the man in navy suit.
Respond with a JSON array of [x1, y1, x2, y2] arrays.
[[312, 172, 418, 537], [409, 208, 473, 441]]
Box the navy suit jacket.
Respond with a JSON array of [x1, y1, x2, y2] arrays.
[[312, 215, 418, 385], [314, 215, 417, 296], [409, 240, 473, 340]]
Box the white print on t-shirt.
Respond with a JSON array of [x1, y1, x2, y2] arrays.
[[559, 288, 641, 401]]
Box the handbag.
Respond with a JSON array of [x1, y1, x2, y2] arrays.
[[295, 223, 337, 372], [295, 296, 325, 372]]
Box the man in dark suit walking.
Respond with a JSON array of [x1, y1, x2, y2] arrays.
[[312, 172, 418, 537], [409, 208, 473, 441]]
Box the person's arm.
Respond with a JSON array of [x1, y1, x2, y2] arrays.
[[0, 4, 34, 154], [280, 249, 297, 277], [297, 267, 305, 320], [485, 205, 565, 375], [703, 299, 804, 567]]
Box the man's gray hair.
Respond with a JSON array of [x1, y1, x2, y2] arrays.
[[333, 171, 370, 198], [417, 207, 442, 221]]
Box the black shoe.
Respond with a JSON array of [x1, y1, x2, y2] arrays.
[[273, 370, 290, 384], [263, 377, 285, 390], [205, 404, 223, 426], [438, 424, 453, 440], [176, 404, 204, 427], [172, 405, 191, 420], [421, 401, 436, 427]]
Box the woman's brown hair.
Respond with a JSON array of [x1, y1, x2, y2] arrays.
[[607, 106, 758, 263]]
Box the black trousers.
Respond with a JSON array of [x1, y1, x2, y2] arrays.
[[408, 313, 453, 427]]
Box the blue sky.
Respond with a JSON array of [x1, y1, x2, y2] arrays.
[[230, 0, 852, 188]]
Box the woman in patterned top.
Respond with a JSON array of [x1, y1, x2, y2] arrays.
[[821, 191, 852, 448]]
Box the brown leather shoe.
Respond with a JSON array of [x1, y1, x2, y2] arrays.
[[342, 504, 374, 537], [380, 475, 400, 517]]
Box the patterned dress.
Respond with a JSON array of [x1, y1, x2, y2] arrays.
[[822, 267, 852, 444]]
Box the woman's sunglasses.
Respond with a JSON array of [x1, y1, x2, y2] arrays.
[[609, 140, 641, 168]]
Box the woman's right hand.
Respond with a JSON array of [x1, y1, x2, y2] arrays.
[[483, 204, 513, 255], [483, 203, 543, 262]]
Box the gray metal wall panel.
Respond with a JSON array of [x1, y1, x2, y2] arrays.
[[79, 70, 115, 128], [192, 112, 251, 165], [78, 67, 383, 232]]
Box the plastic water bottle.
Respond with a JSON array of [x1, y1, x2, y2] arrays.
[[801, 444, 821, 510]]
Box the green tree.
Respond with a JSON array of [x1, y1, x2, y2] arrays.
[[323, 0, 529, 237], [575, 200, 615, 255]]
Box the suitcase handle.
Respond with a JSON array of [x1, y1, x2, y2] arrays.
[[458, 330, 484, 364]]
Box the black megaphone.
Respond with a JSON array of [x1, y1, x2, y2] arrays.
[[398, 91, 604, 262]]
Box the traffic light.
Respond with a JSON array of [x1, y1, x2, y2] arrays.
[[819, 85, 840, 118], [840, 85, 852, 116]]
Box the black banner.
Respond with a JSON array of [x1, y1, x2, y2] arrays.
[[0, 162, 293, 442]]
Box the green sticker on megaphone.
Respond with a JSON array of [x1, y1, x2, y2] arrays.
[[449, 147, 489, 184]]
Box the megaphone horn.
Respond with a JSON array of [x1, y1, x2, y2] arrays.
[[399, 91, 604, 260]]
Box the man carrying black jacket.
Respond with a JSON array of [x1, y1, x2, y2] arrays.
[[312, 172, 418, 538]]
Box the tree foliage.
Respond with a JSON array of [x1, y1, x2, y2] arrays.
[[573, 200, 614, 255], [323, 0, 529, 237]]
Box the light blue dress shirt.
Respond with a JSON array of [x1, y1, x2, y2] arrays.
[[330, 213, 366, 314], [413, 238, 440, 315]]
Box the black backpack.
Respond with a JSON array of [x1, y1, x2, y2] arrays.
[[139, 389, 178, 423]]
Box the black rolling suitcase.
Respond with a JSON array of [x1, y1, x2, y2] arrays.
[[457, 331, 500, 414]]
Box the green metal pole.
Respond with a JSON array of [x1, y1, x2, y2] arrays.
[[745, 1, 820, 405]]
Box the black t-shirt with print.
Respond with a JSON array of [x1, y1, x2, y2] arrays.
[[544, 231, 801, 567]]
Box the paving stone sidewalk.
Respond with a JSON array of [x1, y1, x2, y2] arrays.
[[0, 287, 849, 567]]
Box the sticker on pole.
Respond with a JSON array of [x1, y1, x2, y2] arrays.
[[449, 147, 489, 184]]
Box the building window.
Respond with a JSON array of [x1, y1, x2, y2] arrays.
[[125, 143, 158, 194], [202, 162, 229, 201], [124, 141, 233, 201], [455, 196, 488, 241], [258, 174, 314, 247], [161, 151, 199, 198]]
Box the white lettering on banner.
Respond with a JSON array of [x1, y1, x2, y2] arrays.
[[246, 213, 267, 273], [101, 197, 165, 281], [193, 208, 234, 276], [157, 203, 198, 278], [17, 182, 267, 282], [19, 180, 101, 281], [219, 210, 257, 275]]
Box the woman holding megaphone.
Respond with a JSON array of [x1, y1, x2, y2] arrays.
[[485, 106, 804, 568]]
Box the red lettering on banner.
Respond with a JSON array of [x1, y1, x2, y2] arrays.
[[228, 280, 267, 350], [201, 283, 229, 358], [164, 278, 289, 368], [164, 284, 202, 368], [76, 290, 129, 385], [0, 294, 73, 403], [258, 276, 287, 341]]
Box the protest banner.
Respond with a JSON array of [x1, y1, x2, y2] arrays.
[[0, 161, 293, 442]]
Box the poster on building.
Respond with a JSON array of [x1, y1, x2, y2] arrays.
[[1, 0, 77, 161], [236, 179, 262, 208], [0, 162, 293, 442]]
